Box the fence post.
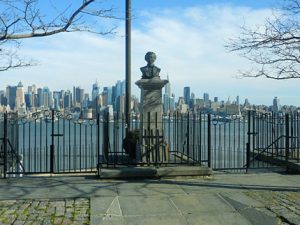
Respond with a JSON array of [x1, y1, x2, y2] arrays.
[[97, 113, 100, 175], [246, 142, 250, 173], [207, 114, 211, 168], [50, 109, 55, 173], [155, 129, 159, 165], [187, 111, 190, 163], [285, 114, 290, 163], [103, 112, 109, 166], [246, 110, 251, 173], [3, 112, 8, 179]]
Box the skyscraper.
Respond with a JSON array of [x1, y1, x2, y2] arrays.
[[40, 87, 53, 109], [63, 90, 72, 109], [75, 87, 84, 104], [15, 81, 25, 110], [92, 81, 100, 101], [203, 93, 210, 107], [165, 75, 171, 96], [273, 97, 281, 112], [6, 85, 17, 110], [183, 87, 190, 106]]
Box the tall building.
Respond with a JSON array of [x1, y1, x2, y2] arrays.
[[37, 88, 43, 107], [183, 87, 190, 106], [0, 91, 7, 106], [273, 97, 281, 112], [6, 85, 17, 110], [15, 81, 25, 110], [91, 81, 100, 116], [40, 87, 53, 109], [214, 97, 218, 103], [113, 80, 125, 113], [165, 75, 171, 96], [92, 81, 100, 101], [53, 91, 62, 110], [76, 87, 84, 105], [63, 90, 72, 109], [102, 87, 112, 106], [236, 96, 240, 105], [203, 92, 209, 106]]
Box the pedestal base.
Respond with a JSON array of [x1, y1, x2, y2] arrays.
[[136, 78, 168, 163]]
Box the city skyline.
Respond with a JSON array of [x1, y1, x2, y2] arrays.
[[0, 80, 295, 115], [1, 0, 300, 105]]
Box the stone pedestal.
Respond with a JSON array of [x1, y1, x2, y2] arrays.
[[135, 78, 168, 163]]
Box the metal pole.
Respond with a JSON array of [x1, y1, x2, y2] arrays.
[[285, 114, 290, 163], [3, 112, 8, 179], [207, 114, 211, 168], [125, 0, 131, 133], [50, 109, 54, 173]]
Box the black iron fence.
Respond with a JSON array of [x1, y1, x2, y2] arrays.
[[1, 110, 300, 178]]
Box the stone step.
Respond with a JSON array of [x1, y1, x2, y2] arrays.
[[99, 166, 212, 179]]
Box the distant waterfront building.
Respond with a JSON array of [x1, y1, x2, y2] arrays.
[[92, 81, 100, 116], [102, 87, 113, 105], [214, 97, 218, 103], [15, 81, 25, 111], [183, 87, 190, 106], [203, 92, 209, 106], [236, 96, 240, 105], [0, 91, 7, 106], [273, 97, 281, 113], [6, 85, 17, 110], [165, 75, 171, 96], [163, 93, 170, 114], [53, 91, 61, 110], [224, 104, 240, 115], [40, 87, 53, 109], [211, 102, 220, 112], [63, 90, 72, 109], [170, 95, 175, 112], [116, 95, 125, 114]]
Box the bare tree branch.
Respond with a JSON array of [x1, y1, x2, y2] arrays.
[[226, 0, 300, 79], [0, 0, 118, 71]]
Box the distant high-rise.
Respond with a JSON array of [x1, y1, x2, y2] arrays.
[[0, 91, 7, 106], [214, 97, 218, 102], [203, 93, 209, 102], [165, 75, 171, 96], [273, 97, 281, 112], [40, 87, 53, 109], [15, 81, 25, 110], [6, 85, 17, 110], [92, 81, 99, 100], [91, 81, 100, 116], [63, 90, 72, 109], [236, 96, 240, 105], [102, 87, 113, 106], [183, 87, 190, 106], [75, 87, 84, 104]]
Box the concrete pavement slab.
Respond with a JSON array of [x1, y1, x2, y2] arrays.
[[220, 192, 265, 208], [222, 196, 278, 225], [170, 194, 235, 214], [118, 196, 178, 216], [125, 215, 188, 225], [184, 212, 253, 225]]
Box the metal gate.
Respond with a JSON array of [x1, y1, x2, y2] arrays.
[[246, 111, 300, 171]]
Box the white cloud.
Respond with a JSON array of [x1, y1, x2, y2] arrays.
[[1, 4, 300, 105]]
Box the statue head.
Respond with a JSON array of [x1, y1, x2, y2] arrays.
[[145, 52, 156, 66]]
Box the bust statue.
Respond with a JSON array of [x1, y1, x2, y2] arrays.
[[140, 52, 161, 79]]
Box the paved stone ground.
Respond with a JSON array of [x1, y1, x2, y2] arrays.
[[0, 172, 299, 225], [247, 191, 300, 225], [0, 198, 90, 225]]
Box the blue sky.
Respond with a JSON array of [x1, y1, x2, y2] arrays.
[[2, 0, 300, 106]]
